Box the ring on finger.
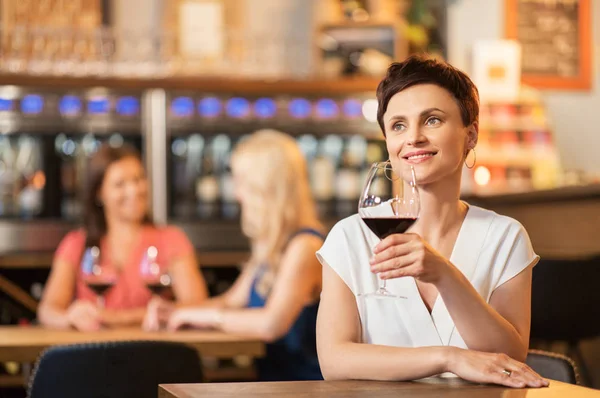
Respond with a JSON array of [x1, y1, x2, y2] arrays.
[[501, 369, 512, 377]]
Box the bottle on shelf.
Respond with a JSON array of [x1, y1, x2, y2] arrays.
[[55, 133, 79, 219], [335, 135, 366, 218], [195, 139, 220, 220], [311, 135, 343, 219], [176, 134, 204, 218], [219, 139, 239, 220]]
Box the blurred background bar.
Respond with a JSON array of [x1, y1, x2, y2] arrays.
[[0, 0, 598, 391]]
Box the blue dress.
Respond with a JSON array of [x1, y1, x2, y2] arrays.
[[247, 228, 324, 381]]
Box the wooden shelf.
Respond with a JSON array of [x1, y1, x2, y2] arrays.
[[0, 74, 380, 95], [0, 374, 25, 388], [198, 251, 249, 268]]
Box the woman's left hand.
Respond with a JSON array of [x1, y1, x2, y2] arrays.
[[167, 308, 222, 331], [370, 233, 453, 284]]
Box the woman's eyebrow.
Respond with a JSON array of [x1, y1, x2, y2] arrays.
[[386, 107, 447, 122]]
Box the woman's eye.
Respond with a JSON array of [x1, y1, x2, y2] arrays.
[[392, 122, 406, 132], [426, 117, 441, 126]]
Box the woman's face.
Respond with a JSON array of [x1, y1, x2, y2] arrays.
[[98, 156, 148, 223], [383, 84, 477, 186], [232, 165, 265, 238]]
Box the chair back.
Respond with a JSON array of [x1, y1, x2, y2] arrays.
[[526, 349, 579, 385], [531, 256, 600, 342], [28, 340, 203, 398]]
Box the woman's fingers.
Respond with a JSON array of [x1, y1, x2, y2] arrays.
[[167, 312, 185, 331], [505, 359, 548, 388], [143, 312, 158, 331], [373, 233, 418, 253], [376, 253, 421, 279], [371, 255, 410, 274], [370, 241, 415, 266], [489, 354, 548, 388], [491, 367, 527, 388]]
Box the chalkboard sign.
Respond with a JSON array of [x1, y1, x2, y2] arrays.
[[505, 0, 591, 90]]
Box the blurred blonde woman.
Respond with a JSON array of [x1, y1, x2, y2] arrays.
[[145, 129, 324, 381]]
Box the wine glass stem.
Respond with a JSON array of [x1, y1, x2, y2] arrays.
[[381, 278, 387, 290], [97, 295, 105, 309]]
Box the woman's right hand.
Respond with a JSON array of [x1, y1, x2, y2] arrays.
[[446, 347, 549, 388], [66, 300, 101, 332], [142, 297, 175, 331]]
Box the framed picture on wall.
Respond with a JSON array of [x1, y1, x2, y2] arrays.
[[505, 0, 592, 90]]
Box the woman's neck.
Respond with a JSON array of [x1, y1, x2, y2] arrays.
[[413, 171, 467, 243]]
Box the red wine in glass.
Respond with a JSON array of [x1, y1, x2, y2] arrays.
[[146, 275, 172, 296], [86, 281, 115, 296], [141, 246, 172, 297], [81, 246, 116, 308], [361, 217, 417, 240]]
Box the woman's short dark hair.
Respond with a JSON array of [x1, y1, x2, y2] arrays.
[[84, 142, 151, 248], [376, 55, 480, 135]]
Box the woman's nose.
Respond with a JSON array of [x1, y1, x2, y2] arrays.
[[405, 126, 427, 146], [125, 181, 143, 197]]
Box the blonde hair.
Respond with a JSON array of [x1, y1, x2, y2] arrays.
[[231, 129, 320, 271]]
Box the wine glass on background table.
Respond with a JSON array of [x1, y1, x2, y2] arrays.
[[81, 246, 117, 308], [359, 161, 419, 299], [141, 246, 172, 297]]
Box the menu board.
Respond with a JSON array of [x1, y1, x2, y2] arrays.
[[505, 0, 591, 90]]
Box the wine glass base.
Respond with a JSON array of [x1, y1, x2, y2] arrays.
[[357, 288, 407, 300]]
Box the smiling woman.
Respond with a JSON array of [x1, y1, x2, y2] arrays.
[[38, 143, 208, 332], [315, 55, 547, 389]]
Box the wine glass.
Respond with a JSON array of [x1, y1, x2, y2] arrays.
[[81, 246, 117, 308], [140, 246, 172, 297], [358, 161, 419, 299]]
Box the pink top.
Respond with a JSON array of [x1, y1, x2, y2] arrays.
[[54, 225, 195, 310]]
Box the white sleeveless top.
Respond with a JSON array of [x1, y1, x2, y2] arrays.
[[316, 204, 539, 351]]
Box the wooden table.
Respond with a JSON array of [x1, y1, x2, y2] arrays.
[[0, 326, 265, 363], [159, 379, 600, 398]]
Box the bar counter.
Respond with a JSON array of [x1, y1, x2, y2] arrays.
[[464, 183, 600, 259]]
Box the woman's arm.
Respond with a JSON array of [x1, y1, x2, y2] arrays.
[[437, 262, 534, 361], [197, 263, 257, 309], [317, 263, 545, 388], [143, 260, 256, 331], [318, 262, 448, 380], [170, 252, 208, 306], [38, 258, 101, 331], [37, 258, 77, 329], [168, 235, 323, 342]]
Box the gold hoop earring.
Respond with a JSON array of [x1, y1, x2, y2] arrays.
[[383, 161, 400, 181], [465, 149, 476, 169]]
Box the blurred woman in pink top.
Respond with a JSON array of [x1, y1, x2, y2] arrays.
[[38, 143, 208, 331]]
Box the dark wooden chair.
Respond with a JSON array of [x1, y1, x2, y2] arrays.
[[27, 340, 203, 398], [526, 349, 579, 385], [530, 256, 600, 386]]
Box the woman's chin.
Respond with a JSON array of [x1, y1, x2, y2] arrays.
[[411, 172, 443, 188], [119, 210, 148, 224]]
